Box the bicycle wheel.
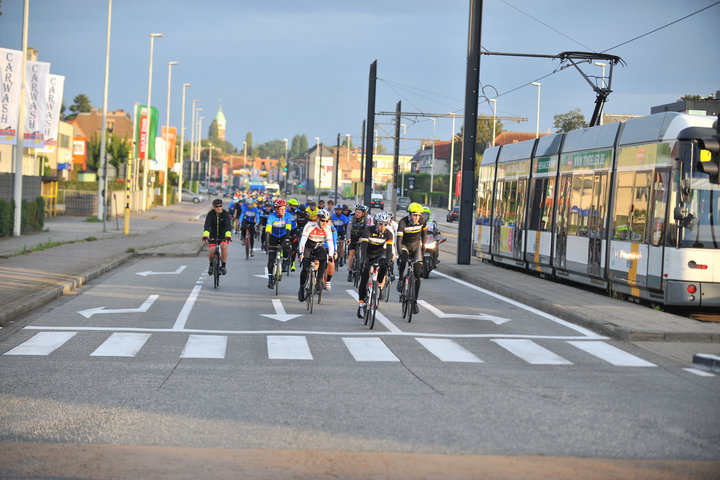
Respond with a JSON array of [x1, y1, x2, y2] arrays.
[[306, 272, 314, 313], [245, 233, 250, 260], [368, 282, 378, 330], [383, 275, 391, 302], [213, 252, 220, 289], [274, 259, 280, 296], [401, 275, 409, 319], [406, 273, 415, 323]]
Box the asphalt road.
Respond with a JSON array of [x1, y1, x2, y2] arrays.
[[1, 207, 719, 479]]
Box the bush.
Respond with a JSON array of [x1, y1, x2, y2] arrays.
[[0, 197, 45, 236], [0, 199, 12, 236]]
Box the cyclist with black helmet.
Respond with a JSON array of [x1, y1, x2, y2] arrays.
[[258, 201, 273, 252], [396, 202, 427, 314], [203, 198, 233, 275], [346, 204, 372, 282], [239, 199, 260, 256], [356, 211, 394, 318], [297, 209, 335, 302], [265, 199, 295, 289], [331, 204, 349, 266], [287, 198, 309, 272]]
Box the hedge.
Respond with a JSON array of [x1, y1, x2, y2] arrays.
[[0, 197, 45, 236]]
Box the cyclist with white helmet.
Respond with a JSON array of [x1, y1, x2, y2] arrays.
[[297, 209, 335, 302], [356, 211, 394, 318], [346, 204, 372, 282]]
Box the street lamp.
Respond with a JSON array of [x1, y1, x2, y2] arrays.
[[281, 138, 288, 186], [531, 82, 541, 139], [98, 0, 112, 226], [430, 118, 436, 193], [189, 100, 198, 184], [142, 32, 162, 212], [594, 62, 607, 125], [243, 141, 247, 168], [315, 136, 320, 194], [162, 60, 178, 206], [489, 98, 497, 147], [176, 83, 190, 202]]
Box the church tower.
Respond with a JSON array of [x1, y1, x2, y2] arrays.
[[215, 104, 226, 141]]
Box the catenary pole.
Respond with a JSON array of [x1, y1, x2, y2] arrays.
[[363, 60, 377, 207], [392, 101, 401, 213]]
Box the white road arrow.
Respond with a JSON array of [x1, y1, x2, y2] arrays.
[[417, 300, 511, 325], [136, 266, 187, 277], [78, 295, 159, 319], [261, 299, 302, 323], [254, 267, 270, 278]]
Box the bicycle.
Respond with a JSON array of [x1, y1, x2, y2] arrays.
[[271, 243, 288, 296], [211, 243, 221, 289], [383, 267, 394, 303], [304, 257, 322, 313], [349, 253, 362, 288], [244, 225, 252, 260], [363, 262, 381, 329], [400, 257, 418, 322]]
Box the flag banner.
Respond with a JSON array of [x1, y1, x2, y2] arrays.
[[37, 74, 65, 153], [150, 136, 167, 170], [0, 48, 23, 145], [24, 60, 51, 148], [161, 125, 177, 168], [134, 104, 159, 159]]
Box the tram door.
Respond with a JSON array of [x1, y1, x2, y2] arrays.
[[554, 174, 573, 269], [587, 172, 607, 277]]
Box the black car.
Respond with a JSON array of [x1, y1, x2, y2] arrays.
[[370, 194, 384, 209], [446, 206, 459, 222]]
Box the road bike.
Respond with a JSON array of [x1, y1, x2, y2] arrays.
[[348, 253, 362, 288], [211, 243, 221, 289], [271, 243, 289, 296], [304, 257, 322, 313], [383, 267, 394, 303], [244, 225, 253, 260], [400, 257, 419, 322], [363, 262, 381, 329]]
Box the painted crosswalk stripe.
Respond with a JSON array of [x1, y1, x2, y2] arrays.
[[4, 332, 77, 356], [267, 335, 313, 360], [416, 338, 483, 363], [91, 333, 151, 357], [568, 341, 656, 367], [492, 339, 572, 365], [343, 337, 399, 362], [181, 335, 227, 359]]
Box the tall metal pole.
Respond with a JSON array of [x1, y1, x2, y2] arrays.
[[490, 99, 497, 146], [163, 61, 178, 206], [142, 33, 162, 211], [98, 0, 112, 226], [430, 117, 436, 196], [177, 83, 190, 202], [532, 82, 541, 138], [314, 137, 320, 195], [12, 0, 29, 237], [283, 138, 289, 194], [363, 60, 377, 207], [189, 100, 197, 186], [359, 119, 366, 202], [458, 0, 483, 264], [334, 133, 340, 204], [448, 114, 456, 210], [392, 101, 401, 213]]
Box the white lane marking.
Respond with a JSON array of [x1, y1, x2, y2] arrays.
[[346, 289, 402, 333], [433, 271, 604, 338], [4, 332, 77, 356], [343, 337, 399, 362], [492, 339, 572, 365], [136, 265, 187, 276], [568, 341, 656, 367], [267, 335, 313, 360], [173, 285, 202, 330], [254, 267, 270, 278], [683, 368, 716, 377], [181, 335, 227, 359], [261, 299, 302, 322], [91, 333, 151, 357], [416, 338, 483, 363], [78, 295, 159, 319], [418, 300, 511, 325]]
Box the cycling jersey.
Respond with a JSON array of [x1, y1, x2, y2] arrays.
[[265, 212, 295, 238], [360, 225, 393, 261], [306, 206, 319, 220], [203, 209, 232, 242], [331, 213, 349, 238], [396, 215, 427, 250], [240, 205, 260, 224], [289, 207, 309, 234], [324, 224, 338, 252], [347, 215, 372, 241], [299, 221, 335, 257], [258, 208, 273, 228]]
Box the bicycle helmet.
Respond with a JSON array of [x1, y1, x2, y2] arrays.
[[374, 211, 391, 224], [274, 199, 287, 208], [287, 198, 299, 206], [422, 206, 431, 215], [317, 209, 331, 220], [334, 204, 343, 210], [212, 198, 223, 207], [355, 204, 369, 213], [407, 202, 423, 214]]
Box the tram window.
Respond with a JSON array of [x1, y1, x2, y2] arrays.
[[650, 171, 669, 246], [542, 178, 555, 232], [612, 172, 634, 240], [529, 177, 553, 231], [631, 172, 651, 243], [568, 176, 583, 235], [477, 181, 493, 225]]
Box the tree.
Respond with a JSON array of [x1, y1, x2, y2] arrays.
[[208, 119, 219, 142], [553, 108, 588, 133], [679, 94, 701, 101], [66, 94, 92, 121], [476, 117, 504, 154], [255, 139, 286, 159], [290, 134, 308, 159], [342, 136, 355, 149], [244, 132, 253, 156]]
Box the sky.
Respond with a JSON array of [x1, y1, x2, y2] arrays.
[[1, 0, 719, 157]]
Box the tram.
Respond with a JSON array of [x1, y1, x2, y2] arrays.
[[474, 112, 720, 309]]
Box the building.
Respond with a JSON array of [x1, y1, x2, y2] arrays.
[[651, 91, 720, 117], [72, 109, 133, 141], [414, 140, 451, 176], [214, 106, 226, 141], [493, 131, 550, 146]]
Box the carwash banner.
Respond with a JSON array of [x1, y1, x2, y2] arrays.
[[0, 48, 23, 145], [134, 104, 159, 160], [24, 60, 51, 148], [38, 74, 65, 153], [161, 125, 177, 168]]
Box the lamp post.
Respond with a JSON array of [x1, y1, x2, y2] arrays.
[[177, 83, 190, 202], [315, 136, 320, 195], [162, 60, 178, 206], [281, 138, 287, 185], [197, 115, 204, 187], [189, 100, 197, 185], [489, 98, 497, 147], [531, 82, 541, 139], [448, 113, 457, 209], [98, 0, 112, 227], [142, 33, 162, 212], [430, 118, 436, 194], [207, 141, 212, 191], [594, 62, 607, 125], [243, 141, 247, 168]]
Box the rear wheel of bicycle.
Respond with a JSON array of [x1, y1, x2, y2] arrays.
[[383, 276, 391, 302], [213, 253, 220, 289], [406, 274, 415, 323], [245, 233, 250, 259], [306, 274, 314, 313], [274, 261, 280, 296], [401, 276, 409, 319], [368, 282, 378, 330]]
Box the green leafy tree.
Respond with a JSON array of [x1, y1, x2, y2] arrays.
[[245, 132, 253, 156], [342, 136, 355, 149], [107, 134, 132, 168], [679, 94, 701, 101], [290, 134, 308, 159], [476, 117, 504, 154], [66, 94, 92, 121], [553, 108, 588, 133]]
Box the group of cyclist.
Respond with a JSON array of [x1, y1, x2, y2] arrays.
[[202, 195, 440, 319]]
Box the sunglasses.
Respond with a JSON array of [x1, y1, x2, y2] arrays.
[[377, 221, 388, 226], [318, 218, 329, 222]]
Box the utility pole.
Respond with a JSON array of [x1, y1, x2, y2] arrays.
[[363, 60, 377, 207], [334, 133, 340, 204], [392, 101, 401, 213]]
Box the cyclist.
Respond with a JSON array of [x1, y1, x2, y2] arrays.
[[317, 199, 326, 211], [258, 201, 273, 252], [386, 210, 399, 281], [297, 209, 335, 302], [305, 201, 319, 221], [396, 202, 427, 314], [238, 199, 260, 255], [341, 204, 352, 218], [265, 199, 295, 289], [345, 204, 371, 282], [357, 211, 394, 318], [287, 198, 309, 272], [323, 209, 339, 291], [203, 198, 232, 275], [331, 204, 349, 267], [228, 197, 240, 234], [424, 207, 443, 269]]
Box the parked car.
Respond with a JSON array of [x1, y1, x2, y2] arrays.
[[370, 193, 384, 209], [446, 205, 459, 222], [182, 189, 205, 204], [396, 196, 411, 212]]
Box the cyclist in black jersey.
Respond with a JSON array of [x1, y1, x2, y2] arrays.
[[288, 197, 309, 272], [202, 198, 233, 275], [357, 211, 394, 318], [346, 204, 372, 282], [396, 202, 427, 314]]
